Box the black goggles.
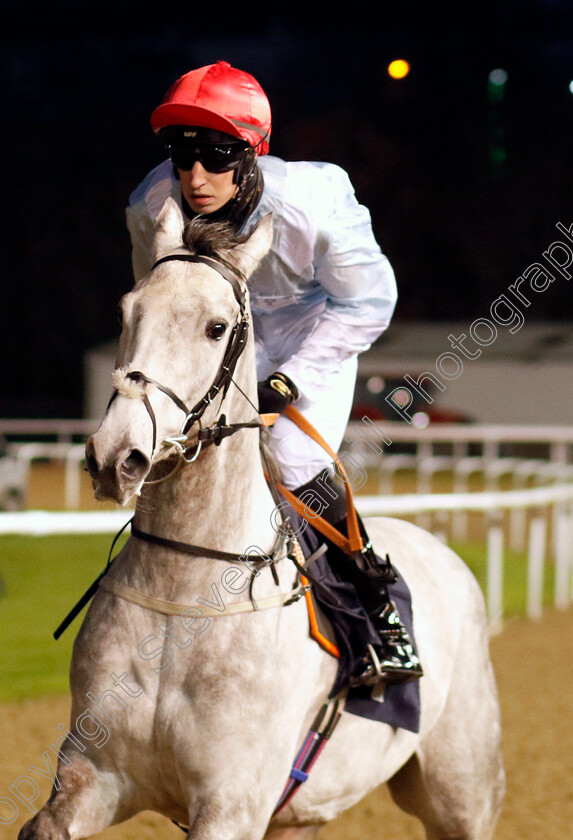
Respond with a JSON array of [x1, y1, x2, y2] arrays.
[[168, 142, 249, 173]]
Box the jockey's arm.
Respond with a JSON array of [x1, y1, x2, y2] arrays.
[[277, 164, 397, 406]]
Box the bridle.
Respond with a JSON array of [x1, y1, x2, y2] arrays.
[[108, 252, 262, 468], [61, 252, 350, 828], [87, 246, 292, 586], [152, 253, 249, 434], [63, 250, 350, 811]]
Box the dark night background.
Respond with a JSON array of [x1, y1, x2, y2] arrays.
[[1, 0, 572, 418]]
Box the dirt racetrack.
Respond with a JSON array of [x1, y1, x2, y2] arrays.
[[1, 605, 571, 839]]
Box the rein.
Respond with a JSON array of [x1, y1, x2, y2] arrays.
[[55, 251, 288, 638], [112, 250, 292, 583], [59, 246, 349, 826], [130, 521, 282, 569]]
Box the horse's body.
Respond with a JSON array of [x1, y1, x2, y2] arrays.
[[20, 202, 504, 840]]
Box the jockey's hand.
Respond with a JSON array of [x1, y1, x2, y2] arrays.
[[257, 372, 299, 414]]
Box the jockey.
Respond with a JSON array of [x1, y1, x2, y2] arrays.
[[126, 60, 422, 685]]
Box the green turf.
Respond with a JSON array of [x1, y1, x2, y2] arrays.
[[0, 533, 128, 702], [0, 530, 556, 702], [451, 540, 556, 618]]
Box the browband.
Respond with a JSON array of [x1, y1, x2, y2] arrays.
[[152, 253, 246, 310]]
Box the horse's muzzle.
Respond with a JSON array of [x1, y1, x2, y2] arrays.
[[85, 436, 151, 504]]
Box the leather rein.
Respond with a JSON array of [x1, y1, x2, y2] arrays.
[[115, 251, 288, 565], [55, 251, 295, 640], [59, 252, 348, 817]]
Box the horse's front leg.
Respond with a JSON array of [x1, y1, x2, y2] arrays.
[[17, 749, 123, 840], [185, 799, 268, 840], [264, 829, 321, 840], [183, 781, 302, 840]]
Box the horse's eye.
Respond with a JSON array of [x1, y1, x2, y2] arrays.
[[206, 322, 227, 341]]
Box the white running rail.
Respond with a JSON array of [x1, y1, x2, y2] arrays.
[[358, 484, 573, 631], [2, 482, 573, 631]]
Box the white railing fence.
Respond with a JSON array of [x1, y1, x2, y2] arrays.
[[344, 420, 573, 464], [10, 443, 88, 510], [3, 420, 573, 511], [2, 419, 573, 631], [357, 484, 573, 631], [1, 480, 573, 632]]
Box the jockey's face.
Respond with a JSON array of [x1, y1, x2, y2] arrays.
[[178, 162, 238, 215]]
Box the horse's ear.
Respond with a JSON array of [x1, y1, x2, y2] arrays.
[[152, 197, 185, 261], [232, 214, 274, 278]]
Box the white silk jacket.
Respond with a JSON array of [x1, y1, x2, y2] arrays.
[[126, 155, 397, 405]]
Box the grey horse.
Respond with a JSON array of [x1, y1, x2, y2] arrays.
[[19, 201, 504, 840]]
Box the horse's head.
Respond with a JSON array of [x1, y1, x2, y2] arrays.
[[86, 198, 273, 504]]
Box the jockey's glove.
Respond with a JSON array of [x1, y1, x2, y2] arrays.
[[257, 372, 299, 414]]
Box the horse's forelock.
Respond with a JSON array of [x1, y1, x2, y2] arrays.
[[182, 219, 249, 260]]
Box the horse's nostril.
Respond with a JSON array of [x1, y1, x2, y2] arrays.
[[86, 453, 100, 480], [121, 449, 150, 481]]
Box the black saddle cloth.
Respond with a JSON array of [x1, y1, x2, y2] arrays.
[[293, 509, 421, 734]]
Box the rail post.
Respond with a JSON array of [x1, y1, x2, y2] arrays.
[[526, 514, 547, 620]]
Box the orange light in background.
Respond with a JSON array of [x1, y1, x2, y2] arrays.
[[387, 59, 410, 79]]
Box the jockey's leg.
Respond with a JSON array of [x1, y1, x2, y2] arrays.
[[293, 467, 423, 685], [265, 358, 422, 685]]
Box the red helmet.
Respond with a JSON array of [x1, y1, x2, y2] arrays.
[[151, 61, 271, 155]]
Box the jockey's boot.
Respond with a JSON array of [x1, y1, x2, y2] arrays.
[[293, 469, 423, 686]]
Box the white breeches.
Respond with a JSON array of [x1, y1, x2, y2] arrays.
[[266, 356, 357, 489]]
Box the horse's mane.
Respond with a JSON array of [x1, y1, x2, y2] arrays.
[[182, 218, 250, 261]]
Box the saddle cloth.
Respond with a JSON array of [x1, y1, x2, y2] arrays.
[[293, 509, 421, 734]]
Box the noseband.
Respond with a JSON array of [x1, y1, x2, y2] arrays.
[[109, 252, 255, 459]]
